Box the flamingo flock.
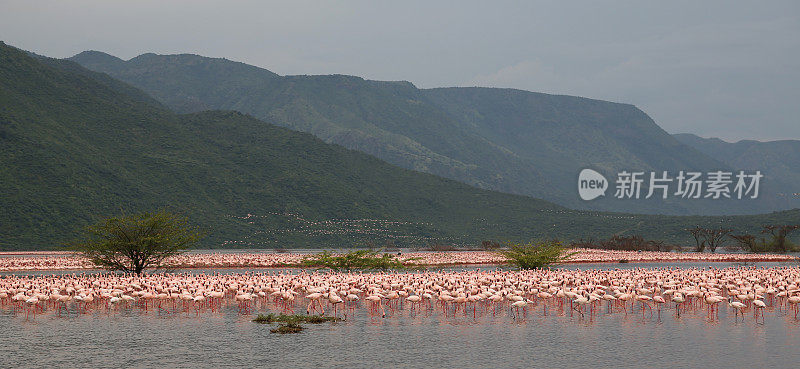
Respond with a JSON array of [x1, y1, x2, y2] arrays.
[[0, 249, 795, 272], [3, 266, 800, 326]]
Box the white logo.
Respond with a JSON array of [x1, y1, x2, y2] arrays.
[[578, 169, 608, 201], [612, 170, 762, 200]]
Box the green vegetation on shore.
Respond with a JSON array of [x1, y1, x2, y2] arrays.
[[299, 250, 418, 270], [729, 225, 800, 253]]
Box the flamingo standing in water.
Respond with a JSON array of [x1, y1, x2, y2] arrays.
[[618, 291, 634, 315], [24, 296, 39, 320], [573, 294, 590, 318], [601, 293, 616, 314], [406, 294, 422, 315], [466, 294, 482, 319], [280, 291, 295, 314], [635, 293, 653, 318], [787, 295, 800, 319], [109, 296, 121, 312], [728, 298, 746, 322], [704, 293, 723, 321], [537, 291, 553, 316], [365, 294, 386, 318], [511, 299, 530, 319], [328, 290, 344, 319], [753, 299, 766, 324], [305, 292, 324, 315], [672, 293, 685, 317], [345, 293, 359, 305], [653, 295, 665, 320], [235, 293, 253, 315]]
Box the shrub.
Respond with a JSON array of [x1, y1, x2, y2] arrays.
[[498, 240, 577, 270]]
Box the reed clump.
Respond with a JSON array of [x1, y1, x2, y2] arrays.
[[253, 313, 340, 324], [254, 313, 341, 334], [270, 322, 304, 334]]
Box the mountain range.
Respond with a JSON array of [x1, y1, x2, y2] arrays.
[[69, 50, 800, 215], [674, 133, 800, 203], [2, 41, 799, 250]]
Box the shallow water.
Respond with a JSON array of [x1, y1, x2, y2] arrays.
[[2, 262, 800, 368]]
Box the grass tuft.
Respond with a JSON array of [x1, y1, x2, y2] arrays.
[[270, 322, 304, 334]]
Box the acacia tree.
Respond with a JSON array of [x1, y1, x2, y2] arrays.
[[72, 210, 204, 275], [650, 240, 669, 252], [729, 234, 758, 252], [762, 225, 799, 253], [701, 228, 733, 253], [687, 227, 705, 252]]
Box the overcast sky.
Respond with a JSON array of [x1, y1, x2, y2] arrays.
[[2, 0, 798, 141]]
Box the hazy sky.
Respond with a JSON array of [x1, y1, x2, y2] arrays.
[[2, 0, 798, 141]]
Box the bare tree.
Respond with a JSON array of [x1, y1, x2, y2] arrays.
[[701, 228, 733, 253], [650, 240, 671, 252], [729, 234, 758, 253], [687, 227, 705, 252]]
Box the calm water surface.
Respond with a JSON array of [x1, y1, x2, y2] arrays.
[[2, 261, 800, 368]]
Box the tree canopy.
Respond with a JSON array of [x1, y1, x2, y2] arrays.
[[71, 210, 204, 275]]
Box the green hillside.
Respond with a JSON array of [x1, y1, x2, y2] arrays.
[[69, 50, 796, 215], [2, 41, 799, 250]]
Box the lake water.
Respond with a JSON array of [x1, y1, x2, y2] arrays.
[[2, 262, 800, 368]]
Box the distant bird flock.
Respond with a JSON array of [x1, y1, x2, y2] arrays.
[[0, 249, 794, 272]]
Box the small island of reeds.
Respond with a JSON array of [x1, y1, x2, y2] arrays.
[[253, 313, 341, 334]]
